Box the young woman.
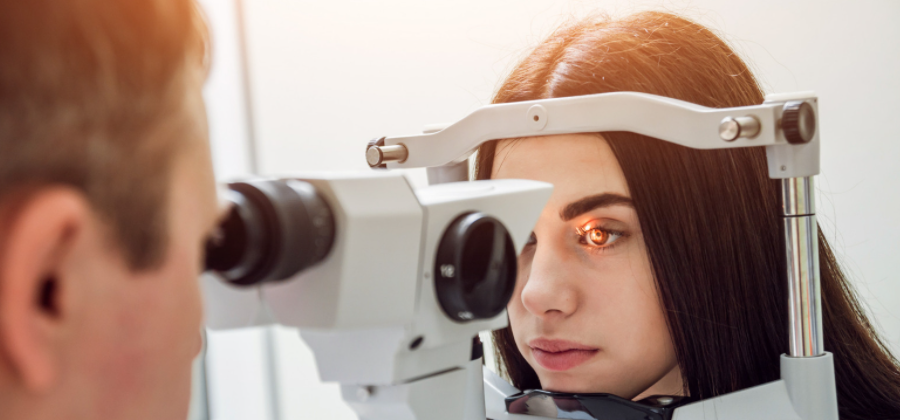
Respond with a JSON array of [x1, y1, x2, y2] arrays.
[[475, 11, 900, 420]]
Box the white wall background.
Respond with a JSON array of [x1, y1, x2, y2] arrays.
[[197, 0, 900, 419]]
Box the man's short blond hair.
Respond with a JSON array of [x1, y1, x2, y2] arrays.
[[0, 0, 209, 269]]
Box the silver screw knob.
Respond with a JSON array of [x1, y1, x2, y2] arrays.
[[719, 116, 761, 141], [366, 144, 409, 167]]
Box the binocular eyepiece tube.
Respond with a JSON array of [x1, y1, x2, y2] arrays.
[[204, 180, 336, 286]]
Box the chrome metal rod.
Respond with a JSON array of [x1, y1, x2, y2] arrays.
[[782, 176, 816, 215], [781, 177, 823, 357]]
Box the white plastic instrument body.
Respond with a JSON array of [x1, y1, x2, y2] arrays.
[[203, 91, 836, 420]]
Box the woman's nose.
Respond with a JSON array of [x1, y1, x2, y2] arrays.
[[519, 243, 578, 319]]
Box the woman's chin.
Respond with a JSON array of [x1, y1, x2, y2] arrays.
[[538, 375, 598, 394], [538, 374, 642, 399]]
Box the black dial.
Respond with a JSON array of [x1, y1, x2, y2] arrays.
[[782, 101, 816, 144]]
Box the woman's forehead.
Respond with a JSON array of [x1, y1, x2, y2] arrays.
[[492, 134, 631, 203]]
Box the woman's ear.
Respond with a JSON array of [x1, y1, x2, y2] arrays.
[[0, 188, 90, 392]]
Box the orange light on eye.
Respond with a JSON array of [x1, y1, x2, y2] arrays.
[[587, 228, 609, 246]]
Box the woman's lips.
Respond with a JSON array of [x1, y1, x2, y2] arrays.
[[529, 338, 599, 371]]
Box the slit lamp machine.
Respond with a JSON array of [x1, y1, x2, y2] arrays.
[[202, 90, 836, 420]]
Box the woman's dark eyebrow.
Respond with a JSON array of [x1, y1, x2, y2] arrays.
[[559, 193, 633, 221]]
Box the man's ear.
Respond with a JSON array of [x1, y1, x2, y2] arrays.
[[0, 188, 91, 392]]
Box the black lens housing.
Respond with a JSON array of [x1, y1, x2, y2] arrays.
[[434, 212, 517, 322], [204, 179, 335, 286]]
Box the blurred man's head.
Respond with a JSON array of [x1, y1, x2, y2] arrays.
[[0, 1, 218, 419]]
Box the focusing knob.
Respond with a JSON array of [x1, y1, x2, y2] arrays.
[[782, 101, 816, 144], [434, 212, 517, 322]]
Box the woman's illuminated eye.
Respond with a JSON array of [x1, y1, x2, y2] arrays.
[[587, 228, 611, 246], [577, 225, 625, 248]]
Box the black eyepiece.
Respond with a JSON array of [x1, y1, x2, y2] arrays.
[[204, 180, 336, 287]]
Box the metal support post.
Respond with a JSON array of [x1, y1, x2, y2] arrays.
[[781, 177, 823, 357]]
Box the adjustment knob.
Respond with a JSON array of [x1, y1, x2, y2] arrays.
[[434, 212, 517, 322], [782, 101, 816, 144]]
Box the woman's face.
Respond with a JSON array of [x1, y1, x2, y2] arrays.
[[492, 133, 682, 400]]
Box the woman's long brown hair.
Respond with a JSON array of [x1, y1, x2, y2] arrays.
[[476, 11, 900, 420]]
